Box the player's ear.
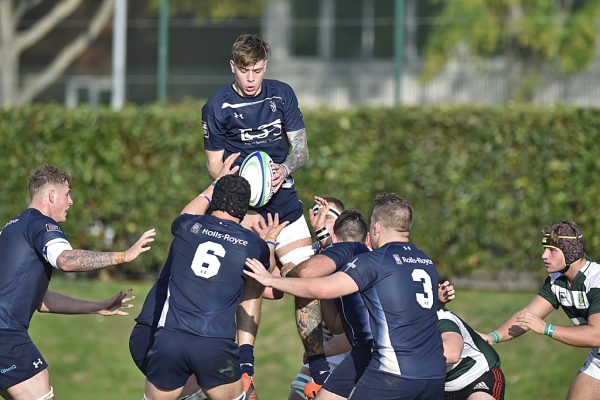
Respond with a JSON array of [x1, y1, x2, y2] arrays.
[[263, 60, 268, 72], [48, 188, 56, 204], [331, 233, 339, 244], [230, 60, 236, 74]]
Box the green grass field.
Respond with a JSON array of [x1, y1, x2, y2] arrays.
[[27, 278, 587, 399]]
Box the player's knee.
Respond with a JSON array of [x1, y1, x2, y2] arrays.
[[36, 386, 53, 400], [279, 246, 314, 266], [291, 372, 311, 400]]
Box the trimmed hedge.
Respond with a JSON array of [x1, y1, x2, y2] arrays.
[[1, 102, 599, 278]]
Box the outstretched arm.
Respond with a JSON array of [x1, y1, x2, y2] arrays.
[[516, 308, 600, 348], [480, 295, 554, 344], [56, 229, 156, 272], [245, 258, 358, 299], [38, 289, 134, 316]]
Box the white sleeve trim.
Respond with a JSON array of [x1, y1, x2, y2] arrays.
[[44, 238, 73, 269]]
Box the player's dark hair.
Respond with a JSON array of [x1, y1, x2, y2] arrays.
[[210, 175, 251, 220], [372, 193, 413, 233], [232, 34, 271, 67], [319, 196, 345, 213], [28, 164, 71, 201], [334, 210, 368, 244]]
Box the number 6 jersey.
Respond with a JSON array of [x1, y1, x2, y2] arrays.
[[341, 241, 446, 380], [157, 213, 270, 340]]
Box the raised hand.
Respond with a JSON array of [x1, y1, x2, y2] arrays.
[[97, 288, 135, 316], [124, 228, 156, 262]]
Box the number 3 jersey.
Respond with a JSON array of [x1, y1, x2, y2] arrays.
[[341, 241, 446, 380], [157, 213, 270, 340]]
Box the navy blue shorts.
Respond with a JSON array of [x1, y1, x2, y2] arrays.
[[323, 342, 371, 397], [145, 329, 241, 389], [444, 368, 505, 400], [129, 323, 156, 375], [250, 186, 304, 224], [0, 329, 48, 390], [349, 367, 445, 400]]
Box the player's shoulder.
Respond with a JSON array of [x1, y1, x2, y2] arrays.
[[580, 258, 600, 288], [436, 307, 458, 321], [262, 79, 296, 95], [8, 209, 62, 235], [203, 84, 237, 109]]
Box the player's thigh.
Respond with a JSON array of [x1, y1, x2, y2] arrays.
[[467, 393, 496, 400], [322, 349, 370, 398], [202, 378, 243, 400], [0, 330, 50, 399], [315, 388, 346, 400], [567, 371, 600, 400], [144, 378, 183, 400], [6, 369, 51, 400]]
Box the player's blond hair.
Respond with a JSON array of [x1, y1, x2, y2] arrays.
[[28, 164, 71, 201], [372, 193, 413, 233], [231, 34, 271, 67]]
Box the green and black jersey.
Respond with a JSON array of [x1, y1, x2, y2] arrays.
[[437, 308, 501, 392], [538, 257, 600, 354]]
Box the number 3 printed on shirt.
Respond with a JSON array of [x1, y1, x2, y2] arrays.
[[191, 241, 225, 279], [412, 269, 434, 309]]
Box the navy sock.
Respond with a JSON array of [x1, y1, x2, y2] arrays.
[[307, 354, 330, 385], [239, 344, 255, 376]]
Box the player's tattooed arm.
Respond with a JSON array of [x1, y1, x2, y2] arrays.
[[56, 229, 155, 272], [283, 128, 309, 174], [295, 298, 325, 356], [56, 250, 123, 271]]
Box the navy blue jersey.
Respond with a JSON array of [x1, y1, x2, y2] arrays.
[[320, 242, 372, 348], [0, 209, 68, 330], [202, 79, 305, 168], [158, 214, 270, 340], [134, 243, 173, 327], [342, 242, 446, 380]]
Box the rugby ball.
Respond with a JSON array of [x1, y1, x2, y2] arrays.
[[239, 151, 275, 207]]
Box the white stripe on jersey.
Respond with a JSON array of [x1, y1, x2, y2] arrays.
[[158, 287, 171, 328], [221, 96, 283, 110], [44, 238, 73, 268], [371, 294, 401, 375]]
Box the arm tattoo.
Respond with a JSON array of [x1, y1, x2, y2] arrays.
[[284, 128, 309, 174], [57, 250, 118, 272], [295, 298, 325, 356]]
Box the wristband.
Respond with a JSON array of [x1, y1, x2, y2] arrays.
[[315, 227, 331, 241], [114, 252, 126, 264], [201, 194, 211, 204], [544, 323, 555, 337], [317, 232, 331, 241], [266, 241, 276, 247], [490, 331, 500, 344], [281, 164, 289, 178], [211, 182, 216, 187]]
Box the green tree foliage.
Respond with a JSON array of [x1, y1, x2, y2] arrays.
[[149, 0, 265, 19], [422, 0, 600, 99]]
